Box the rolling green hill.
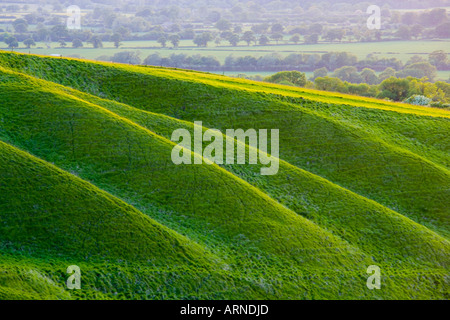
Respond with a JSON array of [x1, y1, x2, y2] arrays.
[[0, 51, 448, 300]]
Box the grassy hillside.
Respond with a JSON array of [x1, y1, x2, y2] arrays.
[[0, 140, 216, 265], [0, 51, 448, 299]]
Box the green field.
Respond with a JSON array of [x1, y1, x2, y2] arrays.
[[0, 51, 449, 299], [6, 39, 449, 63], [5, 39, 449, 81]]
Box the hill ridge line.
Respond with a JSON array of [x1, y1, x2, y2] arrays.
[[3, 63, 449, 241], [1, 51, 449, 119], [1, 67, 372, 260], [0, 138, 222, 266], [47, 78, 450, 242], [11, 66, 448, 240], [277, 98, 450, 176], [129, 64, 450, 119]]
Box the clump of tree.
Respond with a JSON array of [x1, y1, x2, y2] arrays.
[[331, 66, 362, 83], [241, 31, 256, 46], [89, 35, 103, 48], [72, 38, 83, 48], [143, 52, 220, 70], [169, 34, 180, 48], [193, 32, 213, 47], [265, 71, 449, 108], [111, 51, 141, 65], [396, 62, 437, 81], [13, 18, 28, 34], [23, 38, 36, 48], [377, 77, 411, 101], [215, 19, 232, 31], [110, 33, 122, 48], [258, 35, 270, 45], [315, 76, 349, 93], [264, 71, 307, 87], [3, 35, 19, 49], [227, 34, 240, 46], [157, 36, 167, 48]]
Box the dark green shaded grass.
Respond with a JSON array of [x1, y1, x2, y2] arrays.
[[0, 140, 218, 267]]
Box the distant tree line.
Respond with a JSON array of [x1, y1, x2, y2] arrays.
[[100, 50, 448, 82], [1, 5, 450, 52], [262, 71, 450, 108]]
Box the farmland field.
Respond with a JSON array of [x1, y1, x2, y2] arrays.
[[4, 39, 449, 81], [6, 39, 450, 64], [0, 51, 449, 300]]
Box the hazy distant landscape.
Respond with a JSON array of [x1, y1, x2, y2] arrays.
[[1, 0, 449, 106], [0, 0, 449, 302]]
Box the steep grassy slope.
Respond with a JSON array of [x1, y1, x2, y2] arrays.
[[0, 51, 449, 299], [0, 70, 445, 268], [0, 138, 315, 300], [0, 140, 215, 265], [77, 98, 450, 266], [0, 52, 447, 238], [0, 263, 71, 300], [0, 66, 370, 267], [0, 140, 254, 299]]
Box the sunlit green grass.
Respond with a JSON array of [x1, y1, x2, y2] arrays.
[[0, 51, 448, 299]]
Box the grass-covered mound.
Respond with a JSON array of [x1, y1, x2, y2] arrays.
[[0, 51, 448, 299], [0, 140, 216, 266], [1, 52, 448, 237]]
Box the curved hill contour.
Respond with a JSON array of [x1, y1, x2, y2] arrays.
[[0, 51, 448, 299]]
